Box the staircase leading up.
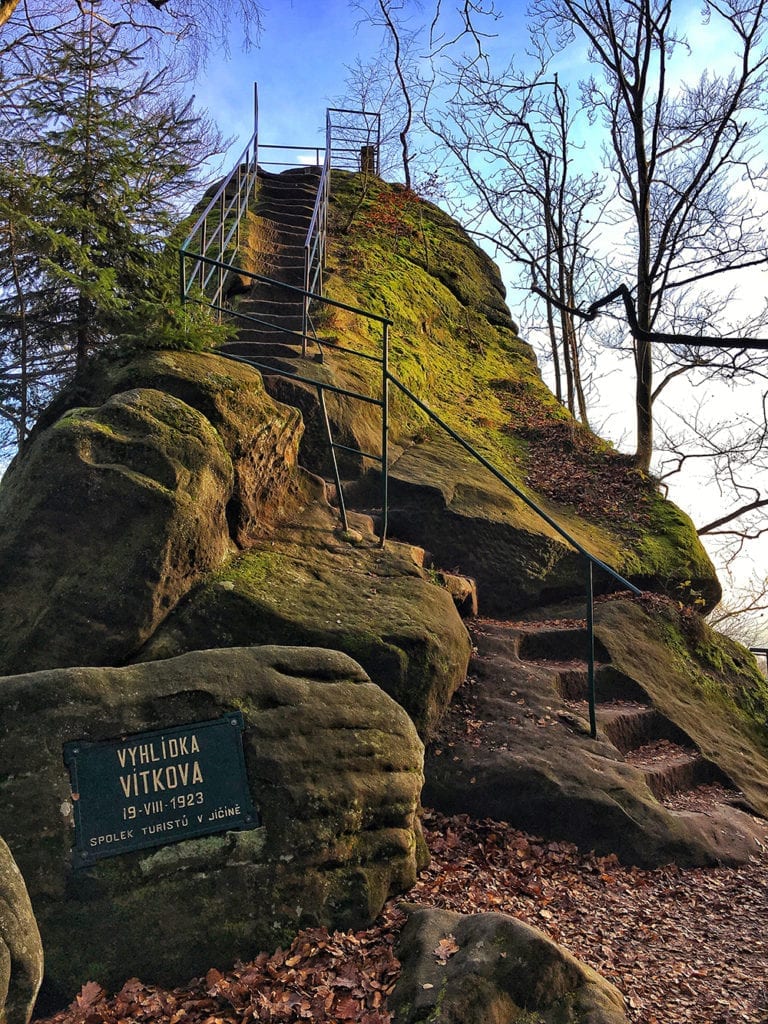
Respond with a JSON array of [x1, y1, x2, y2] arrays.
[[179, 93, 768, 864], [222, 167, 321, 368], [513, 617, 737, 808]]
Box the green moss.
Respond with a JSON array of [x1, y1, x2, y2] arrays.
[[314, 171, 721, 609], [595, 598, 768, 813]]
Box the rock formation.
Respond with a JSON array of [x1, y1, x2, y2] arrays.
[[0, 839, 43, 1024], [0, 647, 425, 1005], [391, 905, 628, 1024]]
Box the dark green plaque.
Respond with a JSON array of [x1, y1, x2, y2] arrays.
[[63, 712, 259, 867]]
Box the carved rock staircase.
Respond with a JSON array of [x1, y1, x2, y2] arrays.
[[513, 618, 738, 810], [222, 166, 767, 866], [222, 167, 321, 371], [421, 612, 768, 866]]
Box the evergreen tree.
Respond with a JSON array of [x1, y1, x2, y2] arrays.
[[0, 6, 224, 451]]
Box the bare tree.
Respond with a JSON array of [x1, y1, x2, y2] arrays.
[[430, 61, 607, 423], [526, 0, 768, 471], [349, 0, 421, 189], [657, 388, 768, 557], [707, 569, 768, 648], [0, 0, 263, 71]]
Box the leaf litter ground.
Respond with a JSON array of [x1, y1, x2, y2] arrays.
[[36, 809, 768, 1024]]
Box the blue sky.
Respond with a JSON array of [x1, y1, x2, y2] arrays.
[[194, 0, 389, 157]]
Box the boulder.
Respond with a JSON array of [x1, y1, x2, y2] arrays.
[[390, 906, 628, 1024], [0, 839, 43, 1024], [383, 437, 721, 616], [135, 503, 472, 738], [25, 350, 305, 547], [90, 351, 304, 546], [0, 387, 233, 674], [0, 646, 425, 1006], [0, 351, 307, 677]]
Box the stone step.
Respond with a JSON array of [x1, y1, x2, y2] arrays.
[[624, 739, 724, 800], [222, 341, 302, 360], [662, 781, 751, 814], [237, 312, 303, 330], [551, 662, 649, 703], [257, 208, 314, 229], [517, 626, 609, 664], [598, 703, 691, 753]]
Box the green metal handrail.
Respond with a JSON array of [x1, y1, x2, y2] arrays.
[[179, 91, 640, 741], [384, 372, 642, 738]]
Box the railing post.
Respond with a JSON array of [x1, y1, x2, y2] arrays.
[[380, 321, 389, 548], [217, 190, 225, 317], [302, 246, 310, 356], [318, 386, 348, 533], [257, 81, 264, 140], [200, 220, 208, 290], [179, 249, 186, 306], [586, 559, 597, 739]]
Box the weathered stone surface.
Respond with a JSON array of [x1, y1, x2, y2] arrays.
[[263, 371, 381, 479], [0, 388, 234, 675], [135, 503, 472, 738], [593, 598, 768, 817], [434, 571, 478, 618], [383, 436, 721, 616], [0, 647, 425, 1006], [28, 351, 304, 547], [0, 839, 43, 1024], [390, 906, 628, 1024], [423, 618, 768, 868]]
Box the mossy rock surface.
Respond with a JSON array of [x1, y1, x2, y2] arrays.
[[311, 173, 721, 614], [26, 350, 304, 546], [0, 838, 43, 1024], [0, 646, 424, 1007], [0, 388, 233, 674], [383, 437, 720, 616], [593, 598, 768, 816], [423, 615, 768, 867], [135, 501, 471, 738], [390, 905, 628, 1024]]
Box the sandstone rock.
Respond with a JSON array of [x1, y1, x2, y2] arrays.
[[135, 503, 472, 738], [0, 388, 234, 675], [263, 371, 381, 479], [390, 906, 628, 1024], [0, 839, 43, 1024], [434, 571, 478, 618], [383, 436, 721, 616], [28, 351, 305, 547], [593, 599, 768, 819], [423, 617, 768, 868], [0, 647, 425, 1006]]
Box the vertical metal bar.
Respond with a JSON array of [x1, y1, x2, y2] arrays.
[[302, 246, 310, 356], [217, 192, 225, 318], [236, 162, 242, 251], [379, 322, 389, 548], [257, 80, 264, 138], [318, 386, 348, 532], [586, 560, 597, 739], [179, 249, 186, 305], [200, 220, 207, 291]]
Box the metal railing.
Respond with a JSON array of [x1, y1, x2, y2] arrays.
[[179, 89, 638, 740], [301, 107, 382, 351], [179, 84, 260, 311]]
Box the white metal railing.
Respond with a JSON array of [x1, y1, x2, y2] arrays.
[[179, 84, 260, 311]]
